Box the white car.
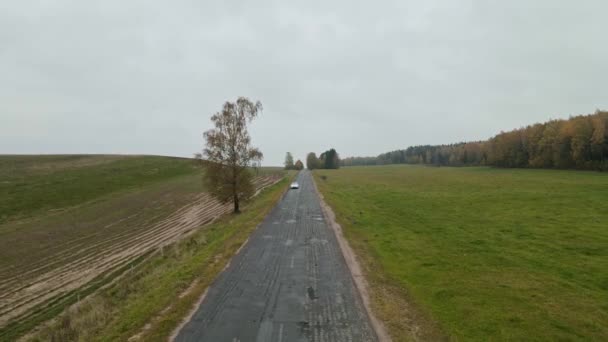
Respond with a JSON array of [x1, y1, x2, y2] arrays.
[[290, 182, 299, 189]]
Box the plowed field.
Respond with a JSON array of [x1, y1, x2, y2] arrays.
[[0, 155, 283, 337]]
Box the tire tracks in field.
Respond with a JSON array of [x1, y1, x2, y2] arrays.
[[0, 176, 281, 328]]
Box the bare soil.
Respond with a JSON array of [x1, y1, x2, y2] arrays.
[[0, 175, 282, 329]]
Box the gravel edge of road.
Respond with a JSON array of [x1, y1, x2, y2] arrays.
[[312, 176, 392, 342]]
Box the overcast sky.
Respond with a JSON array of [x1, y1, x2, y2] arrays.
[[1, 1, 606, 166]]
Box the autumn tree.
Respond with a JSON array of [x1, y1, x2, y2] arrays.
[[339, 110, 608, 171], [295, 159, 304, 170], [284, 152, 294, 170], [591, 111, 608, 168], [201, 97, 263, 213], [570, 117, 593, 168]]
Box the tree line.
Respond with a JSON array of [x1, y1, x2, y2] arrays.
[[306, 148, 340, 170], [284, 152, 304, 170], [342, 110, 608, 171], [284, 149, 341, 170]]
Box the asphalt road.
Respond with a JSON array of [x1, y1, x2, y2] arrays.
[[175, 170, 378, 342]]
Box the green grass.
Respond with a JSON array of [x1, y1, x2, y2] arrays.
[[26, 175, 291, 342], [0, 155, 199, 224], [314, 165, 608, 341]]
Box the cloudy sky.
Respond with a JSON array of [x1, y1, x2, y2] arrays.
[[1, 1, 606, 165]]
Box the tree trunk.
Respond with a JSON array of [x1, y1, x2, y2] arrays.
[[232, 167, 240, 213], [233, 194, 240, 213]]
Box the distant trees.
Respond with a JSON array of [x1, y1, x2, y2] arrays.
[[341, 110, 608, 171], [284, 152, 295, 170], [295, 160, 304, 170], [284, 154, 305, 171], [486, 111, 607, 170], [306, 149, 340, 169], [591, 114, 608, 164], [200, 97, 263, 213], [306, 152, 319, 170], [319, 149, 340, 169], [341, 156, 378, 167]]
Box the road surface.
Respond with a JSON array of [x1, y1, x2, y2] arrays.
[[175, 170, 378, 342]]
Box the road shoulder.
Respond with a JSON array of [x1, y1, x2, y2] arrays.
[[312, 175, 392, 342]]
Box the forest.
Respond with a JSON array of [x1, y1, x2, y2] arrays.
[[342, 110, 608, 171]]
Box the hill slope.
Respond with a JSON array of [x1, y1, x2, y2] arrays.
[[0, 155, 284, 340], [0, 154, 198, 224]]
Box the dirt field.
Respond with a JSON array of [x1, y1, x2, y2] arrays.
[[0, 155, 283, 338]]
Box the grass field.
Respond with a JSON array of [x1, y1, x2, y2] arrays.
[[0, 155, 197, 224], [314, 165, 608, 341], [0, 155, 284, 340]]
